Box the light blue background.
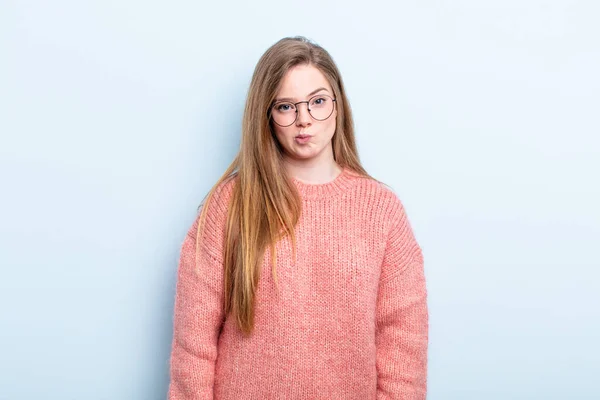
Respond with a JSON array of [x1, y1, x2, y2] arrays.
[[1, 1, 599, 399]]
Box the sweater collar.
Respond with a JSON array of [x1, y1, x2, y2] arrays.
[[290, 167, 357, 200]]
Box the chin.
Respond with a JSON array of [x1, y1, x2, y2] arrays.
[[292, 147, 326, 160]]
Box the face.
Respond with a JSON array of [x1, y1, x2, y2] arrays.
[[270, 64, 337, 165]]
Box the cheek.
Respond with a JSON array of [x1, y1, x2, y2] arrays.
[[325, 113, 337, 135], [273, 125, 293, 140]]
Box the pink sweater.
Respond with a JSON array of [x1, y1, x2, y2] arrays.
[[168, 167, 428, 399]]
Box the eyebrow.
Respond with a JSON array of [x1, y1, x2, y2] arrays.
[[274, 87, 330, 103]]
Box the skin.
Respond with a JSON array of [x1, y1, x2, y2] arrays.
[[271, 64, 342, 184]]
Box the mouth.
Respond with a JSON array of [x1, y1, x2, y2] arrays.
[[294, 134, 312, 144]]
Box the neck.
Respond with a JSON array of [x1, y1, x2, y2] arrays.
[[284, 160, 343, 184]]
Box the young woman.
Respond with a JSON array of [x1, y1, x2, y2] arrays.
[[168, 36, 428, 399]]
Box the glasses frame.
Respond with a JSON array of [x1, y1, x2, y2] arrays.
[[269, 94, 337, 127]]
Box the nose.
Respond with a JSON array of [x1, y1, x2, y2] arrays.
[[295, 103, 312, 127]]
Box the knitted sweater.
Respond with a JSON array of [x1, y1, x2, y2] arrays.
[[168, 167, 428, 399]]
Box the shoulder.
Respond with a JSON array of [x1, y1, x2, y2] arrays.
[[203, 173, 238, 215], [347, 169, 399, 197], [347, 170, 407, 223], [360, 176, 423, 275], [187, 173, 238, 240], [210, 173, 238, 204]]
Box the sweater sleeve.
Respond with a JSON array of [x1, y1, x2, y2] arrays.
[[376, 196, 428, 400], [168, 185, 231, 399]]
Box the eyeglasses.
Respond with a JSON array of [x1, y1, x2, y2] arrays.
[[269, 94, 337, 127]]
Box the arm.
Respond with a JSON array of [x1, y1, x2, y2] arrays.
[[168, 191, 230, 399], [376, 198, 429, 400]]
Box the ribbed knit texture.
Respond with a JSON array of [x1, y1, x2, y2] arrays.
[[168, 167, 428, 399]]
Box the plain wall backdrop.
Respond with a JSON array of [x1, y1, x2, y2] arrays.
[[1, 1, 599, 399]]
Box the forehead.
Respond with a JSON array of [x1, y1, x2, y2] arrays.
[[276, 64, 333, 99]]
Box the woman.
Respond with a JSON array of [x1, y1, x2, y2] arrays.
[[168, 36, 428, 399]]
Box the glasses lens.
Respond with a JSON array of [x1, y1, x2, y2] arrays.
[[272, 102, 296, 126], [308, 95, 334, 121]]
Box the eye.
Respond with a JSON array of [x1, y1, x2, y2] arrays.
[[311, 96, 328, 106], [276, 103, 294, 112]]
